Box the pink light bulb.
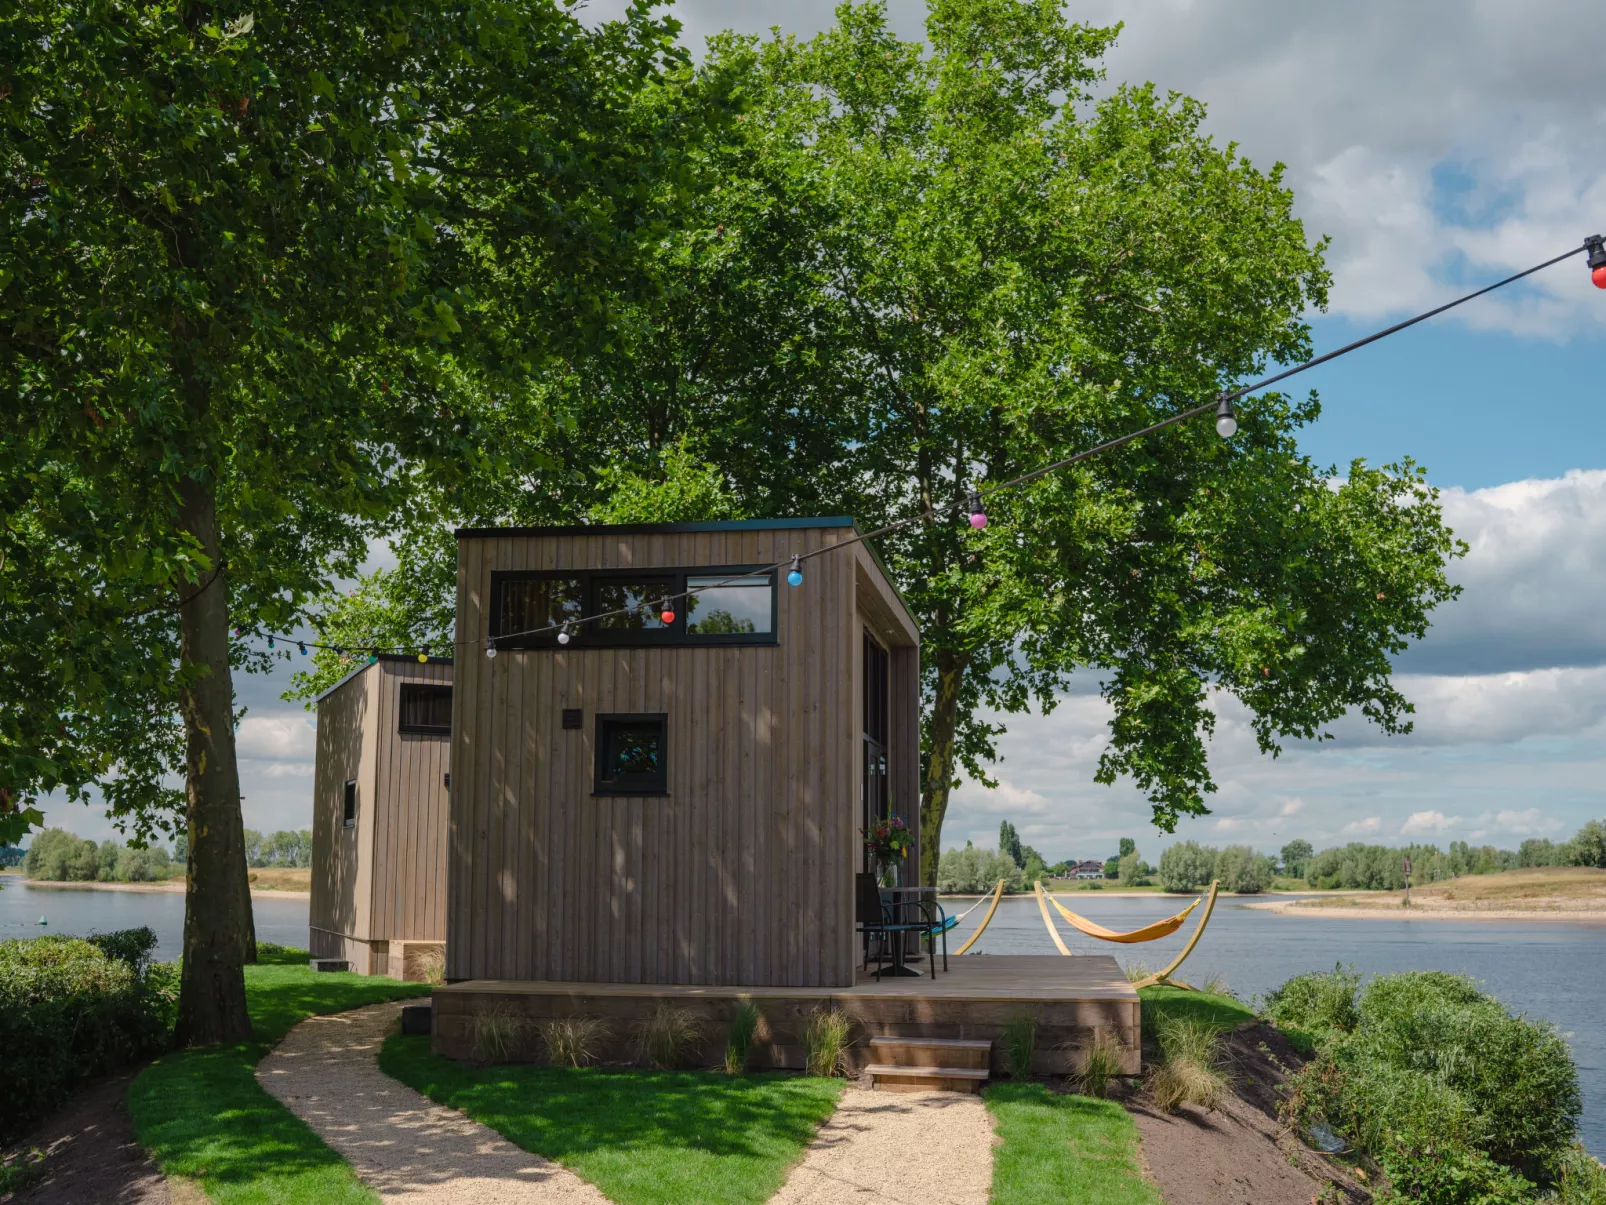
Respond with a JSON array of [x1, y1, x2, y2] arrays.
[[969, 511, 987, 529]]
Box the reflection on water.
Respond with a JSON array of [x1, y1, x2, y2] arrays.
[[948, 892, 1606, 1157], [0, 876, 309, 963]]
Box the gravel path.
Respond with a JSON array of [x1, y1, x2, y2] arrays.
[[767, 1087, 995, 1205], [256, 1001, 609, 1205]]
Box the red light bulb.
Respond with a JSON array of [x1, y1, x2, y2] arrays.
[[661, 608, 676, 625], [1594, 265, 1606, 290]]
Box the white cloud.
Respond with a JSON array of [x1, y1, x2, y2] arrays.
[[249, 762, 316, 779], [1279, 799, 1305, 817], [1402, 471, 1606, 675], [1401, 810, 1462, 836], [235, 713, 317, 761], [1343, 817, 1384, 836]]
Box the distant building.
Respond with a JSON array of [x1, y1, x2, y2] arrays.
[[1072, 860, 1104, 880]]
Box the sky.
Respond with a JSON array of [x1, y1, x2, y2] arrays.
[[33, 0, 1606, 865]]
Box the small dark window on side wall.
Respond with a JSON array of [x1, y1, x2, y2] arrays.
[[595, 713, 668, 795], [399, 684, 452, 735], [343, 780, 357, 827]]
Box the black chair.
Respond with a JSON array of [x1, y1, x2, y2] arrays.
[[912, 890, 952, 974], [855, 873, 929, 979]]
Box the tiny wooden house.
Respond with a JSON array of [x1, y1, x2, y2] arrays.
[[309, 654, 453, 979], [447, 518, 921, 988]]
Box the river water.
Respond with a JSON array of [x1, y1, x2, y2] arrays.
[[0, 876, 310, 959], [4, 878, 1602, 1155]]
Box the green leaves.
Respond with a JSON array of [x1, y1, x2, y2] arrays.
[[0, 0, 702, 833]]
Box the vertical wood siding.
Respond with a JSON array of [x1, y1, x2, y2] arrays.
[[309, 668, 374, 941], [311, 658, 453, 959], [370, 659, 453, 942], [447, 525, 919, 988]]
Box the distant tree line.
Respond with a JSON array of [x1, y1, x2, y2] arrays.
[[1159, 842, 1276, 893], [242, 829, 313, 870], [938, 816, 1606, 896], [18, 825, 314, 882], [21, 828, 179, 883], [0, 844, 23, 868], [1300, 820, 1606, 890]]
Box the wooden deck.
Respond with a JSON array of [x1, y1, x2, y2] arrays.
[[431, 955, 1140, 1075]]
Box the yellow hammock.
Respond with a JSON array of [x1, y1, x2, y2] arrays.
[[1036, 881, 1201, 943]]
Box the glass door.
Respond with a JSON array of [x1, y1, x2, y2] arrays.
[[861, 631, 890, 873]]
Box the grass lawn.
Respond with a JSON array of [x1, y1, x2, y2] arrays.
[[126, 945, 429, 1204], [1137, 984, 1255, 1041], [985, 1082, 1161, 1205], [380, 1032, 843, 1205]]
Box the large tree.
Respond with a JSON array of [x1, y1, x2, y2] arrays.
[[292, 0, 1464, 885], [707, 0, 1462, 882], [0, 0, 709, 1040]]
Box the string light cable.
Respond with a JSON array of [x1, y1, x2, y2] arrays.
[[248, 234, 1603, 661]]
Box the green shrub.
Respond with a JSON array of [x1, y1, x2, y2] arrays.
[[88, 926, 158, 976], [0, 935, 176, 1143], [1261, 964, 1360, 1033], [1557, 1147, 1606, 1205], [1284, 970, 1581, 1200], [1354, 972, 1579, 1177]]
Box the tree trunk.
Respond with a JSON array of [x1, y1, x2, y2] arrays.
[[172, 473, 254, 1046], [918, 649, 969, 887]]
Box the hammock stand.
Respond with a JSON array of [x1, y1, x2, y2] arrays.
[[1029, 880, 1221, 991], [951, 878, 1007, 955]]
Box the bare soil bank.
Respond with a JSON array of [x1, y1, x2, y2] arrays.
[[1249, 867, 1606, 922], [1120, 1023, 1372, 1205]]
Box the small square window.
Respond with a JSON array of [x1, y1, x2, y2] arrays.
[[399, 684, 452, 735], [594, 713, 667, 796], [561, 708, 583, 730], [343, 780, 357, 828]]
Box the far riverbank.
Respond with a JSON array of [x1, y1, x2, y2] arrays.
[[0, 871, 307, 900], [1246, 897, 1606, 923]]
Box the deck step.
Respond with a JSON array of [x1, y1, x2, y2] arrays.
[[866, 1063, 989, 1094], [868, 1036, 993, 1069]]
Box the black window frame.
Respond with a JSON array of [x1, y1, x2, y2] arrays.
[[398, 683, 453, 735], [594, 712, 669, 796], [489, 567, 778, 650], [342, 780, 357, 828]]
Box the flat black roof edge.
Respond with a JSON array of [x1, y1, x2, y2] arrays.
[[455, 517, 857, 539]]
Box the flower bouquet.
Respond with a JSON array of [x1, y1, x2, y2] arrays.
[[862, 815, 912, 886]]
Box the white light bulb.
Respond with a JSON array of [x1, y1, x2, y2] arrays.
[[1215, 413, 1238, 438], [485, 637, 497, 659], [558, 629, 571, 646]]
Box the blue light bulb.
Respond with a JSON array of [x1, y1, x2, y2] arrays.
[[787, 555, 803, 587]]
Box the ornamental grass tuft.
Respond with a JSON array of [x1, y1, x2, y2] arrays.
[[471, 1006, 530, 1064], [1003, 1011, 1036, 1079], [539, 1017, 610, 1068], [802, 1008, 852, 1077], [636, 1004, 701, 1070], [1147, 1014, 1227, 1113], [1079, 1028, 1126, 1099], [725, 1000, 761, 1074]]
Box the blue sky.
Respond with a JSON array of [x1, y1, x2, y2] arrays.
[[31, 0, 1606, 866]]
